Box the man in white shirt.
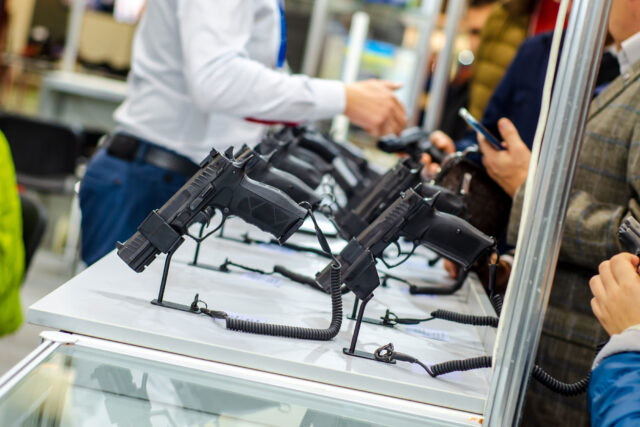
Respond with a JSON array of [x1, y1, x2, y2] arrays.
[[79, 0, 407, 265]]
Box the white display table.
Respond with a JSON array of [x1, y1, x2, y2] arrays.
[[26, 220, 496, 418]]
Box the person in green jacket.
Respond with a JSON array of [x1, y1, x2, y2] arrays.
[[0, 130, 24, 336]]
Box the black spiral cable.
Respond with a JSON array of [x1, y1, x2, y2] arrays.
[[429, 356, 492, 377], [430, 309, 499, 327], [197, 205, 345, 341], [490, 293, 503, 316], [201, 263, 343, 340], [374, 345, 592, 395], [531, 365, 590, 396], [374, 255, 593, 396]]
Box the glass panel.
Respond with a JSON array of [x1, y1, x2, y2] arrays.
[[0, 344, 396, 426]]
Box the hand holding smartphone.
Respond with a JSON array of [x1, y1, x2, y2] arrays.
[[458, 108, 504, 150]]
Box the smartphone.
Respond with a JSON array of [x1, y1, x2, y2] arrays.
[[458, 107, 504, 150]]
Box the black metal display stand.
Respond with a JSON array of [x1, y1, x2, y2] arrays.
[[342, 294, 395, 363]]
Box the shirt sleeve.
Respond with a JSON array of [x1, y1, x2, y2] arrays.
[[176, 0, 345, 122]]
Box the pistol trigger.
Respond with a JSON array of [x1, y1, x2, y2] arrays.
[[203, 206, 214, 226]]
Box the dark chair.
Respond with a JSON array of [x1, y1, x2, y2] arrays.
[[0, 112, 83, 193], [0, 112, 91, 270], [20, 193, 47, 275]]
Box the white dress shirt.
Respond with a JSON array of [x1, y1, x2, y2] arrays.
[[618, 30, 640, 76], [114, 0, 346, 162]]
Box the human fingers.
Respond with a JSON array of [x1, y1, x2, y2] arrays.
[[610, 252, 640, 287], [380, 81, 403, 91], [420, 152, 432, 166], [379, 120, 399, 139], [429, 131, 455, 153], [497, 118, 525, 151], [477, 132, 495, 155], [590, 297, 611, 333], [428, 162, 441, 176], [598, 259, 616, 292], [589, 274, 606, 301], [391, 95, 407, 128], [590, 297, 603, 320], [478, 134, 500, 176], [388, 100, 407, 135]]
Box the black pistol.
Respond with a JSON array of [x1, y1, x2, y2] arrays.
[[255, 137, 325, 189], [333, 158, 467, 239], [234, 145, 322, 208], [292, 127, 364, 197], [334, 158, 422, 239], [378, 127, 446, 164], [618, 216, 640, 255], [117, 149, 307, 273], [289, 125, 378, 184], [316, 187, 495, 299]]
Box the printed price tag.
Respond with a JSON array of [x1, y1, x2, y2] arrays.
[[242, 272, 283, 288]]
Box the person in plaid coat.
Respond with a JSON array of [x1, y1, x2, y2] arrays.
[[478, 1, 640, 424]]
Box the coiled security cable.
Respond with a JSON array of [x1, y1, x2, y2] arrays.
[[374, 344, 592, 396], [374, 257, 593, 396], [430, 310, 499, 327], [196, 204, 344, 341]]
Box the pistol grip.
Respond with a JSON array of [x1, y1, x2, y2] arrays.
[[231, 176, 307, 243], [417, 211, 495, 269]]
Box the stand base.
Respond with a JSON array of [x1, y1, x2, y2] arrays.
[[151, 299, 198, 314], [343, 348, 396, 364]]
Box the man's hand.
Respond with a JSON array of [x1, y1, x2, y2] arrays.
[[420, 131, 456, 177], [345, 80, 407, 137], [590, 253, 640, 335], [478, 118, 531, 198]]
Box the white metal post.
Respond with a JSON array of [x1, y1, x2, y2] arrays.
[[301, 0, 330, 77], [406, 0, 442, 123], [422, 0, 466, 132], [331, 11, 370, 142], [61, 0, 87, 72]]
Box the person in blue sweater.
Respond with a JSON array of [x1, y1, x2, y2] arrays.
[[588, 252, 640, 426], [423, 31, 619, 174]]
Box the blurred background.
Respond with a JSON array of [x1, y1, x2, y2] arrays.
[[0, 0, 499, 374]]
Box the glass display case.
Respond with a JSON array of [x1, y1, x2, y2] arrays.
[[0, 332, 480, 426]]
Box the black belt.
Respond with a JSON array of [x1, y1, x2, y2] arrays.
[[104, 134, 199, 177]]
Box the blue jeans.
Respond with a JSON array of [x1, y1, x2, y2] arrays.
[[79, 144, 191, 265]]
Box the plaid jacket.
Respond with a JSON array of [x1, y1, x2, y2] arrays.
[[507, 59, 640, 425]]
